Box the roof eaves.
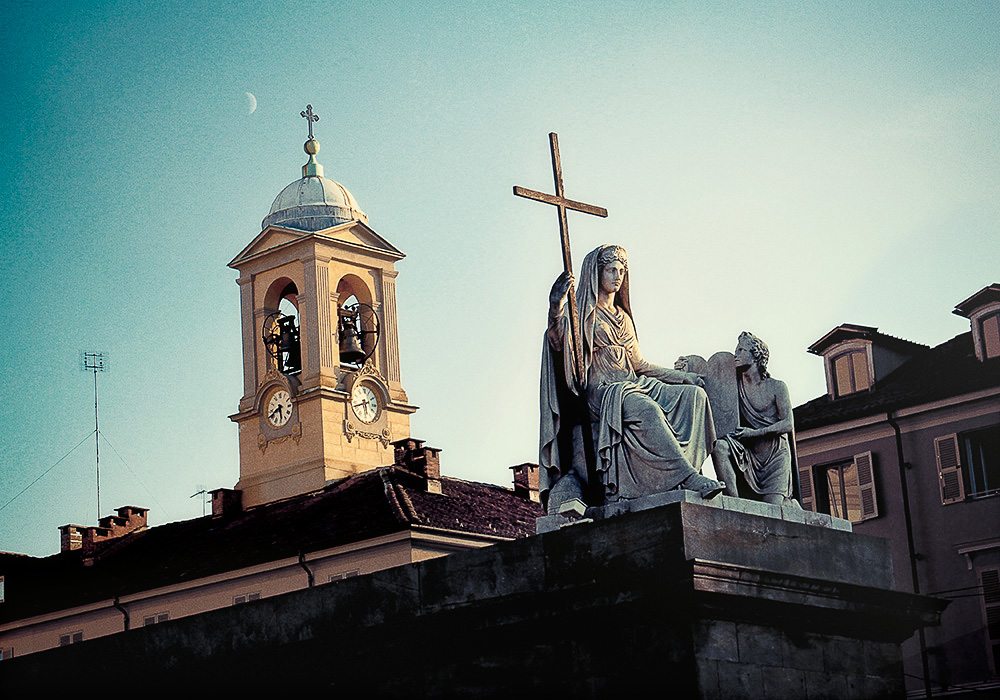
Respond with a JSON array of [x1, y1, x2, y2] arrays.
[[953, 283, 1000, 318]]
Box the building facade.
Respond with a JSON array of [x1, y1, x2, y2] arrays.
[[794, 283, 1000, 696]]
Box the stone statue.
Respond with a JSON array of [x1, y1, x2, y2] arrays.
[[539, 244, 726, 512], [712, 332, 799, 506]]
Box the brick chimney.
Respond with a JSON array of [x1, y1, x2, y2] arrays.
[[510, 463, 540, 502], [210, 488, 242, 517], [392, 437, 443, 494], [59, 506, 148, 554]]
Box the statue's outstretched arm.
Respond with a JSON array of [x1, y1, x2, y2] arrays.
[[626, 318, 703, 386]]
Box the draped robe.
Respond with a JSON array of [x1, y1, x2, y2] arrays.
[[540, 245, 717, 505], [720, 380, 794, 498]]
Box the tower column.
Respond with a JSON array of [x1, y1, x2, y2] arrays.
[[381, 271, 402, 387], [237, 275, 257, 408], [302, 254, 337, 382]]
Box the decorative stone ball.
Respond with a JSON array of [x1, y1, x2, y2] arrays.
[[304, 138, 320, 155]]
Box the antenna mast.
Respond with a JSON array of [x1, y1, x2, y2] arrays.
[[81, 351, 109, 521]]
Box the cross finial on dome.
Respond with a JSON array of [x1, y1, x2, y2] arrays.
[[299, 104, 324, 178], [300, 104, 319, 139]]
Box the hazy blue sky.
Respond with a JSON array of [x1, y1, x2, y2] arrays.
[[2, 1, 997, 556]]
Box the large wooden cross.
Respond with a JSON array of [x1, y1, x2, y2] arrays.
[[514, 132, 608, 387]]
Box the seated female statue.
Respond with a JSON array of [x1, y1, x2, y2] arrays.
[[540, 244, 726, 508]]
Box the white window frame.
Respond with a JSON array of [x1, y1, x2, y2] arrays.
[[821, 339, 874, 399]]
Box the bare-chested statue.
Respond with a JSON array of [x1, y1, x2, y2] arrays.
[[712, 332, 798, 506]]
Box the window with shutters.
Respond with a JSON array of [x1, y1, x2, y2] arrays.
[[936, 427, 1000, 504], [978, 567, 1000, 677], [831, 350, 871, 397], [981, 312, 1000, 360], [798, 452, 878, 523], [964, 426, 1000, 498]]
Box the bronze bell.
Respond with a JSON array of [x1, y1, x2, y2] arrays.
[[339, 319, 365, 364]]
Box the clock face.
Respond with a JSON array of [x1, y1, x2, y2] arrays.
[[265, 389, 293, 428], [351, 383, 380, 424]]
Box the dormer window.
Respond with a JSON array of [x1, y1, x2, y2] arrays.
[[832, 350, 871, 397], [953, 283, 1000, 362], [808, 324, 925, 401], [981, 311, 1000, 360]]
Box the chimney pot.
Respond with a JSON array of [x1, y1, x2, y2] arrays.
[[510, 463, 540, 502], [210, 488, 242, 517]]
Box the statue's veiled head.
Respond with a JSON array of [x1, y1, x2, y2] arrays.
[[578, 244, 634, 349], [596, 244, 628, 271]]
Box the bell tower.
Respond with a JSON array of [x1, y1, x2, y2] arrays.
[[229, 105, 416, 508]]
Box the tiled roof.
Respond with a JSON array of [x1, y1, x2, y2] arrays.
[[795, 332, 1000, 431], [807, 324, 929, 356], [0, 467, 541, 623]]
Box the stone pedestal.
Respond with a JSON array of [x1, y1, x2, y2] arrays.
[[2, 501, 944, 698]]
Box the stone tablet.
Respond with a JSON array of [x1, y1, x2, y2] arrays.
[[682, 352, 738, 438]]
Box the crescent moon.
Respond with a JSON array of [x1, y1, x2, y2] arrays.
[[245, 92, 257, 115]]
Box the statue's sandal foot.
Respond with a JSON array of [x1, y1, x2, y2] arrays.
[[680, 474, 726, 500], [698, 480, 725, 500]]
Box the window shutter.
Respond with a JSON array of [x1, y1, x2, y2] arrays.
[[935, 434, 965, 504], [854, 451, 878, 521], [979, 567, 1000, 676], [798, 463, 815, 512]]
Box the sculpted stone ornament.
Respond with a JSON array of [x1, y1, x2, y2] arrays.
[[540, 244, 726, 513], [712, 332, 799, 506]]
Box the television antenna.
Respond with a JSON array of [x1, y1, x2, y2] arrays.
[[190, 486, 208, 516], [80, 351, 109, 521]]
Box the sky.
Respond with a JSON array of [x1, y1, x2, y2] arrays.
[[1, 1, 997, 557]]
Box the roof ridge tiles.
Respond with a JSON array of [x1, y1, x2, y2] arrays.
[[378, 467, 412, 524]]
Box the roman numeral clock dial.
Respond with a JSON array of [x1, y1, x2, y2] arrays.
[[265, 388, 293, 428], [351, 383, 380, 424]]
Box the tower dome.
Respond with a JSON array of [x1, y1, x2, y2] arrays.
[[262, 174, 369, 231], [262, 109, 368, 231]]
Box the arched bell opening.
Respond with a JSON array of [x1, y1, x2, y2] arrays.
[[336, 275, 379, 368], [262, 279, 302, 375]]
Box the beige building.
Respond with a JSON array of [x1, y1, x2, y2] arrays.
[[0, 111, 541, 661]]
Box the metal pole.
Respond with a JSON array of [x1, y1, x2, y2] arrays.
[[94, 367, 101, 521]]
